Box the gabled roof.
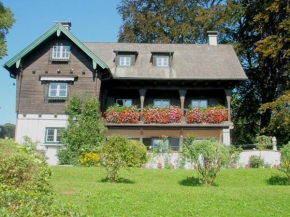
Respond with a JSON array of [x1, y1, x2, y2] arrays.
[[4, 23, 108, 71], [84, 43, 247, 80]]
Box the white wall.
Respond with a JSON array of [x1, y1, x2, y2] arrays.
[[16, 114, 68, 165], [239, 150, 281, 167]]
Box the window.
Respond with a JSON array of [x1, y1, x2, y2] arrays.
[[116, 99, 132, 107], [119, 56, 131, 66], [154, 99, 170, 108], [156, 57, 169, 67], [152, 138, 169, 152], [45, 128, 63, 143], [48, 83, 68, 98], [52, 45, 70, 60], [191, 99, 208, 108]]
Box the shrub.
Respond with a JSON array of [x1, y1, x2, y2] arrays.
[[104, 105, 140, 123], [280, 142, 290, 183], [79, 152, 100, 166], [181, 137, 229, 186], [100, 135, 147, 182], [249, 155, 264, 168], [0, 139, 51, 194], [58, 96, 107, 165], [256, 135, 272, 150], [228, 145, 242, 166]]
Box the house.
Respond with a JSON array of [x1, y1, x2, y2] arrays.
[[4, 22, 247, 165]]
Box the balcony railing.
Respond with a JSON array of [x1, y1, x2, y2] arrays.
[[104, 105, 228, 125]]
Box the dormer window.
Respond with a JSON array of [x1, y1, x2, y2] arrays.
[[52, 45, 70, 60], [156, 57, 169, 67], [119, 56, 131, 66], [114, 50, 138, 67], [151, 51, 173, 67]]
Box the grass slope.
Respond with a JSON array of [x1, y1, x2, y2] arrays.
[[51, 167, 290, 217]]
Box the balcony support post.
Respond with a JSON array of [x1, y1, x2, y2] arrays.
[[139, 89, 147, 122], [178, 89, 187, 123], [225, 89, 231, 122]]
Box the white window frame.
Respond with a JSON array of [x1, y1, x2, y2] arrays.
[[45, 128, 63, 143], [52, 45, 71, 60], [153, 99, 170, 108], [156, 56, 169, 67], [48, 83, 68, 98], [119, 56, 131, 66], [191, 99, 208, 108], [116, 99, 133, 107], [152, 138, 169, 152]]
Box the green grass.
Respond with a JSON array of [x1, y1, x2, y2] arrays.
[[51, 167, 290, 217]]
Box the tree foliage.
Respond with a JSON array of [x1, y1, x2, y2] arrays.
[[0, 123, 15, 139], [117, 0, 229, 43], [260, 91, 290, 145], [230, 0, 290, 144], [182, 137, 229, 186], [0, 1, 15, 59], [58, 96, 107, 165], [100, 135, 147, 182]]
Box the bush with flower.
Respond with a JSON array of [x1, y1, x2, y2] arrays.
[[186, 105, 228, 124], [79, 152, 100, 167], [104, 105, 140, 123], [142, 105, 182, 124]]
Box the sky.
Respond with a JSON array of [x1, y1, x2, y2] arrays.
[[0, 0, 122, 125]]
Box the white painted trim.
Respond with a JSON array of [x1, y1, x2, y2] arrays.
[[222, 128, 230, 146], [40, 77, 75, 81]]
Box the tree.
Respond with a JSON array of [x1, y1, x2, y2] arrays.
[[182, 138, 229, 186], [260, 91, 290, 145], [280, 142, 290, 184], [0, 123, 15, 139], [117, 0, 229, 43], [58, 96, 107, 165], [100, 135, 147, 182], [230, 0, 290, 144], [0, 2, 15, 59]]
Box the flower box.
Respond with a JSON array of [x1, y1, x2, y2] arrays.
[[104, 105, 140, 123], [142, 106, 182, 124], [186, 106, 228, 124]]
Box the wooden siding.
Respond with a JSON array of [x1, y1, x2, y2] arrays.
[[17, 35, 101, 114]]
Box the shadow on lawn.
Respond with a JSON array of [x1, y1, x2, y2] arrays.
[[99, 177, 135, 184], [179, 177, 218, 187], [267, 175, 290, 186]]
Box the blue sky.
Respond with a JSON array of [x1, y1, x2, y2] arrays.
[[0, 0, 122, 125]]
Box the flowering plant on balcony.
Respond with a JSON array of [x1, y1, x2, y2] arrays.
[[142, 105, 182, 124], [104, 105, 140, 123], [186, 105, 228, 124]]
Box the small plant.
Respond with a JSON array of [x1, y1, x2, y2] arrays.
[[79, 152, 100, 166], [104, 105, 140, 123], [249, 155, 264, 168], [142, 105, 182, 124], [100, 135, 147, 182], [181, 137, 229, 186], [256, 135, 272, 150], [228, 145, 242, 166], [280, 142, 290, 183]]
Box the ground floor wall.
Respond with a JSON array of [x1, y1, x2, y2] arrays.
[[15, 114, 231, 165]]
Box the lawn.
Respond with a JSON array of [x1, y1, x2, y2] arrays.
[[51, 167, 290, 217]]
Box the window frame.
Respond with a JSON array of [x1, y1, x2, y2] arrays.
[[119, 56, 131, 66], [156, 56, 169, 67], [116, 99, 133, 107], [152, 138, 169, 152], [153, 99, 171, 108], [191, 99, 208, 108], [45, 127, 63, 144], [52, 45, 71, 60], [47, 82, 68, 99]]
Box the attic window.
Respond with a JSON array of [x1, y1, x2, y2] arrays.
[[52, 45, 70, 60], [119, 56, 131, 66], [156, 57, 169, 67]]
